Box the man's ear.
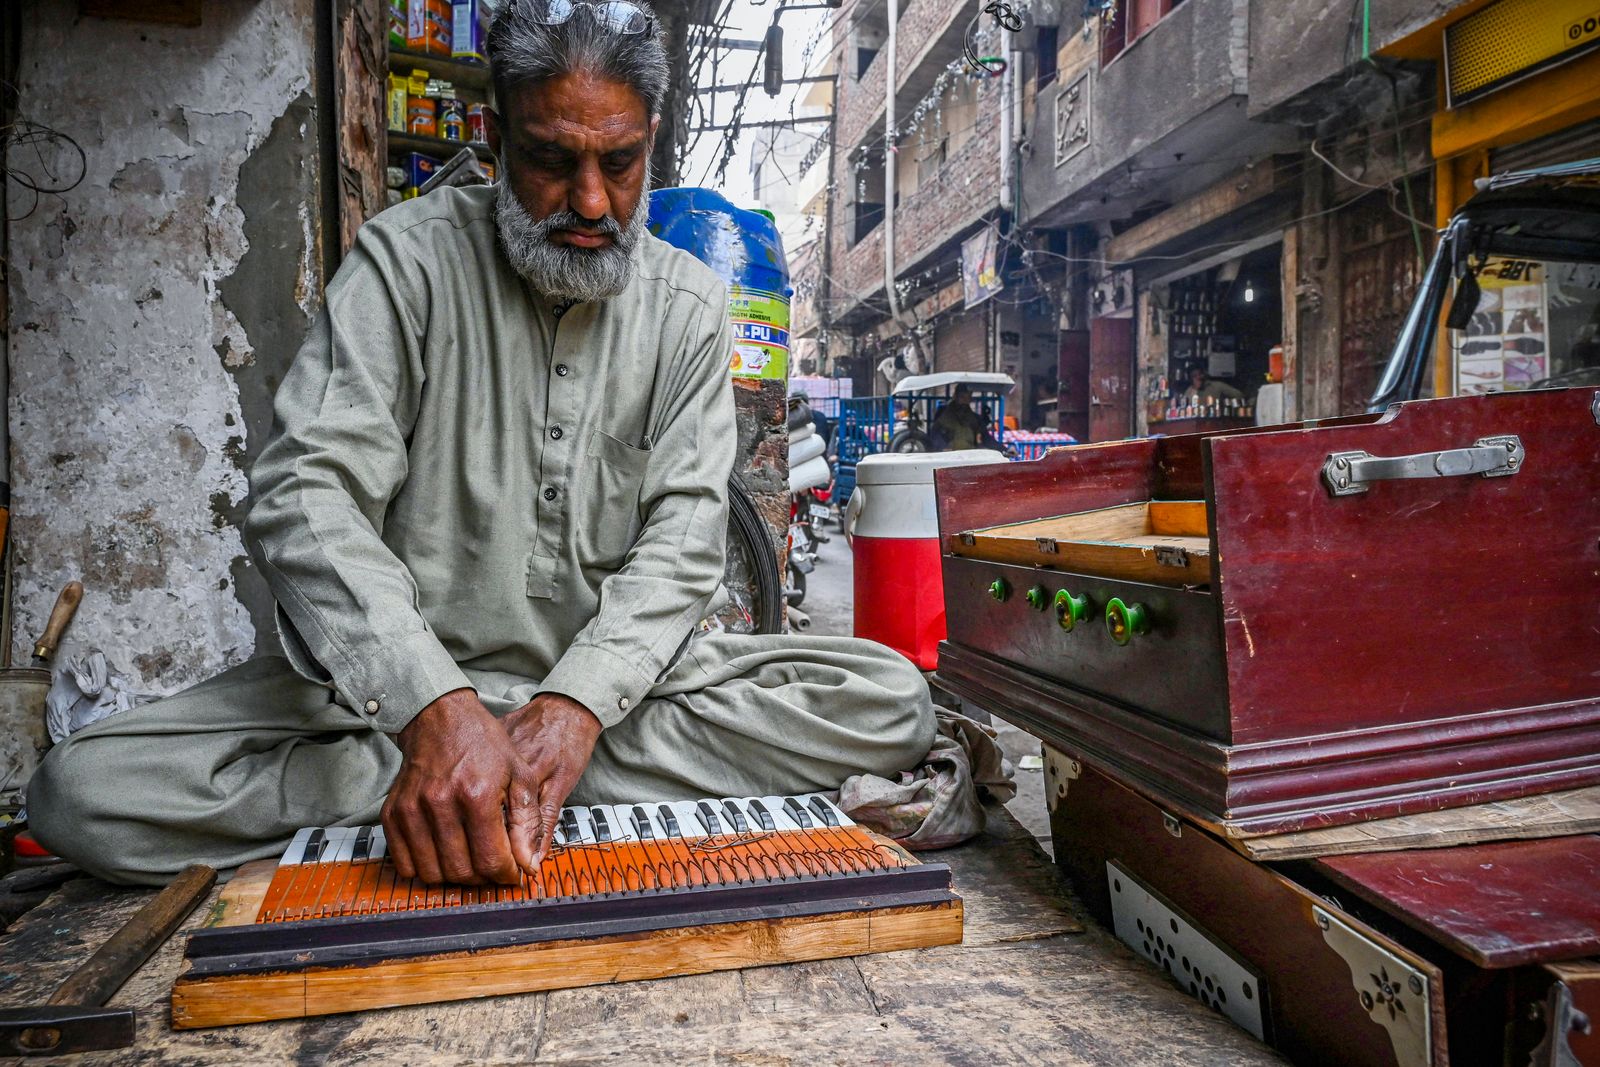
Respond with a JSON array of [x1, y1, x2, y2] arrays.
[[486, 106, 504, 159], [647, 113, 660, 155]]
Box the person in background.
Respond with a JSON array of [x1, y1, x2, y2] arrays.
[[930, 385, 1000, 451], [1183, 366, 1245, 403]]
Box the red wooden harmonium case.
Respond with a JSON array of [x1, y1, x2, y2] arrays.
[[1045, 753, 1600, 1067], [932, 388, 1600, 839]]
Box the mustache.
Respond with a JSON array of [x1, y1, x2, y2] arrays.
[[534, 210, 624, 240]]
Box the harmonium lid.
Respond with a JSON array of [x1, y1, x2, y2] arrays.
[[1313, 835, 1600, 970]]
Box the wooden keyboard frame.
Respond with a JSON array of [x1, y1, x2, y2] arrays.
[[171, 837, 962, 1028]]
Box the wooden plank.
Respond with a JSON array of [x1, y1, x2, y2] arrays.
[[951, 502, 1211, 585], [1315, 836, 1600, 969], [171, 901, 964, 1028], [1234, 785, 1600, 860], [1105, 159, 1283, 264]]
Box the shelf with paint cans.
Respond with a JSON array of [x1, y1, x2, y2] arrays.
[[385, 1, 497, 201]]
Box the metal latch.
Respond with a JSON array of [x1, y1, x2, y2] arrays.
[[1322, 434, 1523, 496], [1035, 537, 1059, 554], [1155, 545, 1189, 568]]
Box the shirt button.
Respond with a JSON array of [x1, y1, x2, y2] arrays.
[[543, 487, 558, 501], [618, 697, 631, 711], [363, 699, 380, 715], [555, 364, 569, 376], [550, 426, 563, 440]]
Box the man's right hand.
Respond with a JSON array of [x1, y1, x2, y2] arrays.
[[382, 688, 539, 886]]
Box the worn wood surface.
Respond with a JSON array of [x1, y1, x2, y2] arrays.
[[1233, 782, 1600, 860], [0, 807, 1285, 1065], [1315, 835, 1600, 969], [951, 502, 1211, 586]]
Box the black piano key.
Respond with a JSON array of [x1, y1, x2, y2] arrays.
[[720, 800, 749, 834], [695, 800, 723, 835], [590, 806, 614, 843], [807, 796, 841, 827], [300, 828, 326, 864], [631, 805, 654, 839], [783, 796, 813, 829], [657, 804, 682, 837], [746, 799, 776, 832], [559, 808, 581, 843], [351, 825, 373, 862]]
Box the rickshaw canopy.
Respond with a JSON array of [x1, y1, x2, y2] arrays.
[[890, 372, 1015, 396]]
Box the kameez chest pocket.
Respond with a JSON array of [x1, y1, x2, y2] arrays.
[[577, 428, 653, 569]]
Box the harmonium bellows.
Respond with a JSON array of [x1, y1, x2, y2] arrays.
[[932, 388, 1600, 839], [171, 793, 963, 1028]]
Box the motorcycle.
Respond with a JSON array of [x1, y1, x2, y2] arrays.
[[786, 398, 834, 618]]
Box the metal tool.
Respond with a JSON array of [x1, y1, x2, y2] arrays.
[[0, 864, 215, 1056]]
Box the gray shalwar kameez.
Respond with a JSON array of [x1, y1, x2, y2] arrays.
[[28, 186, 935, 885]]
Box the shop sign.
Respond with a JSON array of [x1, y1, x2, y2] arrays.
[[961, 227, 1004, 309], [1445, 0, 1600, 108]]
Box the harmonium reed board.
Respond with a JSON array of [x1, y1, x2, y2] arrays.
[[171, 793, 963, 1028]]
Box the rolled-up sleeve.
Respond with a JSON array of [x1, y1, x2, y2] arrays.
[[243, 230, 472, 734], [537, 291, 737, 726]]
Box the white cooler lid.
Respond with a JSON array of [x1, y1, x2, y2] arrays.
[[855, 449, 1009, 486]]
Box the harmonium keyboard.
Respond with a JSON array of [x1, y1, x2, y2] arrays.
[[931, 388, 1600, 841], [171, 793, 963, 1028]]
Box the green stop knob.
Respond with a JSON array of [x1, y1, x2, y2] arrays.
[[1105, 597, 1150, 646], [1054, 590, 1089, 631], [988, 578, 1010, 602], [1026, 585, 1050, 611]]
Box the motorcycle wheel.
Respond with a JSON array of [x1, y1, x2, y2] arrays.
[[705, 477, 787, 635], [889, 428, 932, 453], [787, 565, 807, 608]]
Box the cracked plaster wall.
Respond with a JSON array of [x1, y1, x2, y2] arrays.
[[8, 2, 321, 693]]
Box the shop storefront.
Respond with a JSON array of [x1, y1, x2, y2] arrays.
[[1383, 0, 1600, 397]]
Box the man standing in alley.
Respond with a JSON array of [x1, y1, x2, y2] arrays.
[[30, 0, 934, 887]]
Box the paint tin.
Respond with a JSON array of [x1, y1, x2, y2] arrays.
[[407, 96, 437, 138], [439, 98, 467, 142]]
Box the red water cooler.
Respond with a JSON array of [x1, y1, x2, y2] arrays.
[[845, 451, 1008, 669]]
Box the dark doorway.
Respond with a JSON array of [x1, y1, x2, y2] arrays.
[[1057, 330, 1089, 440]]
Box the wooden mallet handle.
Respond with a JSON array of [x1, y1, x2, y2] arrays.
[[33, 581, 83, 663]]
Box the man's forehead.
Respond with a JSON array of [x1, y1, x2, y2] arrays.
[[505, 73, 649, 147]]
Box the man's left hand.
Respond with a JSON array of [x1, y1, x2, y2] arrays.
[[502, 694, 604, 867]]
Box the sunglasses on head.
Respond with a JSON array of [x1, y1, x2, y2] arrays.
[[531, 1, 655, 34]]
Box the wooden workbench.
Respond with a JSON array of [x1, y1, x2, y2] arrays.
[[0, 808, 1284, 1065]]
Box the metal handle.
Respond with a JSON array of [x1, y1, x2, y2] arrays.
[[1321, 435, 1523, 497], [842, 485, 864, 546]]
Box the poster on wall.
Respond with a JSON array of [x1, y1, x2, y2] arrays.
[[1453, 257, 1549, 395], [961, 228, 1003, 309]]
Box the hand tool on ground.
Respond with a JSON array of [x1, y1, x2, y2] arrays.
[[0, 864, 216, 1056]]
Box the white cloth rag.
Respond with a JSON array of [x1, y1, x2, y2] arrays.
[[44, 650, 151, 743], [838, 709, 1017, 850]]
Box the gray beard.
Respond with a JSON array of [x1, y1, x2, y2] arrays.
[[494, 182, 648, 303]]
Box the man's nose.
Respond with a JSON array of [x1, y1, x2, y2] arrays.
[[569, 159, 611, 223]]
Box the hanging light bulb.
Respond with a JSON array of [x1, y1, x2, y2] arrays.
[[1243, 280, 1255, 304]]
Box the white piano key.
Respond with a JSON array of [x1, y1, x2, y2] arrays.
[[323, 826, 358, 863], [624, 803, 659, 840], [589, 804, 634, 843], [801, 793, 854, 828], [662, 799, 709, 839], [367, 825, 388, 861], [717, 798, 753, 834], [281, 826, 317, 865], [759, 795, 809, 832], [568, 805, 599, 844], [654, 802, 688, 839]]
